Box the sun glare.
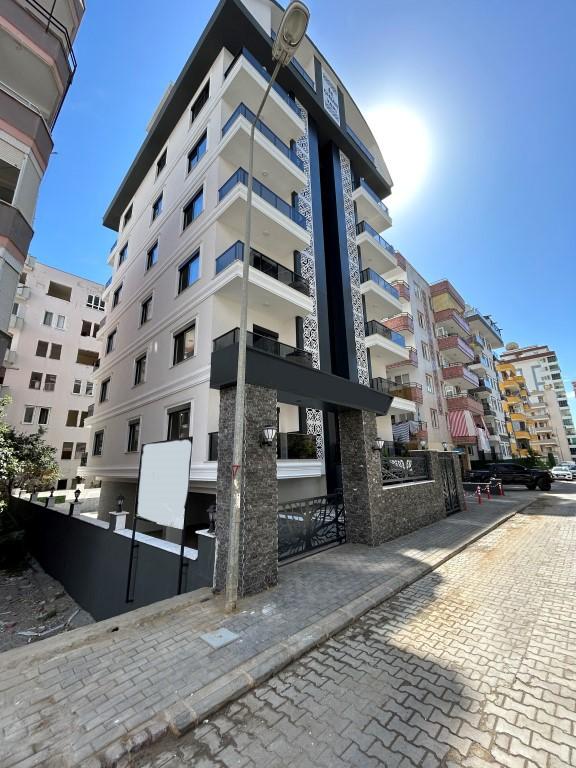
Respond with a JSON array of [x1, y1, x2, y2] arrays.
[[365, 105, 432, 213]]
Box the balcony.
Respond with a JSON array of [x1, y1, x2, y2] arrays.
[[0, 83, 53, 168], [360, 269, 402, 319], [464, 307, 503, 348], [213, 328, 312, 367], [356, 221, 397, 274], [430, 280, 466, 314], [352, 178, 392, 232], [384, 313, 414, 336], [3, 349, 17, 368], [388, 346, 418, 370], [364, 320, 408, 366], [220, 103, 306, 200], [0, 200, 34, 261], [445, 393, 484, 416], [214, 241, 313, 320], [437, 334, 474, 364], [14, 285, 31, 301], [217, 168, 309, 253], [470, 355, 492, 377], [370, 378, 423, 404], [222, 48, 304, 144], [9, 313, 24, 330], [391, 280, 410, 303], [433, 308, 471, 337], [441, 364, 479, 390], [482, 403, 497, 418]]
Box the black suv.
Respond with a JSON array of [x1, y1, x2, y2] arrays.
[[466, 463, 553, 491]]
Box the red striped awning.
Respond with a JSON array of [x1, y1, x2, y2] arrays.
[[448, 409, 475, 437]]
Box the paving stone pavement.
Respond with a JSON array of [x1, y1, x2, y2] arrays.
[[131, 486, 576, 768]]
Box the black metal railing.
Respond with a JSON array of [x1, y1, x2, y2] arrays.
[[370, 377, 423, 403], [213, 328, 313, 367], [222, 103, 304, 170], [215, 241, 309, 295], [381, 455, 430, 486], [24, 0, 77, 74], [218, 168, 306, 228], [278, 432, 317, 460], [356, 220, 396, 255], [224, 48, 300, 116], [360, 269, 399, 301], [364, 320, 405, 348], [345, 124, 375, 163], [278, 493, 346, 561]]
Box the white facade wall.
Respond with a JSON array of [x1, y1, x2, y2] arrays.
[[2, 261, 104, 487]]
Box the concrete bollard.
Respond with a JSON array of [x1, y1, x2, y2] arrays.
[[476, 485, 482, 504]]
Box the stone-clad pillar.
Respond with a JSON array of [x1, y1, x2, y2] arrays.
[[215, 384, 278, 597], [338, 409, 384, 546]]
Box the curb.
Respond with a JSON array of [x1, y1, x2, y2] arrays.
[[92, 500, 535, 767]]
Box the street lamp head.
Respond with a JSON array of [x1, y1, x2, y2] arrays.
[[373, 437, 385, 452], [272, 1, 310, 66], [442, 441, 448, 451], [260, 425, 277, 447]]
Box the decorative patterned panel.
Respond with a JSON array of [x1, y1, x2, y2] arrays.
[[339, 150, 370, 385]]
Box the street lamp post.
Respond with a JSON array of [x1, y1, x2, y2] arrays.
[[225, 1, 310, 612]]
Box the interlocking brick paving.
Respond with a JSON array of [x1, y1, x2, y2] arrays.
[[133, 488, 576, 767]]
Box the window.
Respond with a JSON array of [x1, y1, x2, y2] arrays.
[[177, 251, 200, 293], [394, 373, 410, 385], [152, 193, 163, 220], [47, 281, 72, 302], [93, 430, 104, 456], [426, 374, 434, 394], [43, 311, 53, 326], [168, 406, 190, 440], [44, 374, 56, 391], [112, 284, 122, 308], [79, 411, 88, 428], [421, 342, 430, 361], [85, 381, 93, 396], [23, 406, 34, 424], [430, 409, 439, 429], [187, 131, 207, 173], [29, 372, 42, 390], [73, 379, 82, 394], [81, 320, 92, 336], [86, 295, 105, 311], [118, 244, 128, 266], [122, 204, 133, 228], [134, 354, 147, 385], [66, 410, 79, 427], [173, 323, 196, 365], [418, 311, 425, 329], [190, 82, 209, 124], [146, 241, 158, 270], [140, 295, 152, 325], [100, 378, 110, 403], [74, 442, 86, 460], [156, 149, 167, 177], [56, 314, 65, 330], [127, 420, 141, 453], [36, 340, 48, 357], [61, 442, 73, 460], [106, 330, 116, 354], [76, 349, 99, 366], [182, 189, 203, 230], [49, 343, 62, 360], [57, 479, 67, 490], [38, 407, 49, 426]]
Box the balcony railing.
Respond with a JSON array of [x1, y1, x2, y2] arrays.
[[475, 377, 493, 391], [345, 124, 375, 163], [388, 346, 418, 369], [213, 328, 313, 367], [215, 240, 310, 295], [384, 313, 414, 335], [471, 355, 491, 368], [23, 0, 77, 75], [224, 48, 300, 116], [441, 364, 480, 387], [364, 320, 406, 348], [355, 178, 390, 215], [464, 307, 502, 338], [222, 103, 304, 170], [370, 378, 423, 404], [381, 455, 430, 486], [278, 432, 317, 460], [434, 308, 471, 336], [391, 280, 410, 302], [356, 221, 396, 255], [360, 269, 399, 300], [437, 333, 474, 358], [218, 168, 306, 229]]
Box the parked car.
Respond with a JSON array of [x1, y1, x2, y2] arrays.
[[551, 466, 574, 481], [557, 462, 576, 479], [465, 463, 553, 491]]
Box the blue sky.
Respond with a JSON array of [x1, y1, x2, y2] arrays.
[[34, 0, 576, 399]]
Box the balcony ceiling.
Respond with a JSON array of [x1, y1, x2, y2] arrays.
[[356, 230, 397, 275]]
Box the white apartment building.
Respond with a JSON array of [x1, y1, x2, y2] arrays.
[[0, 0, 85, 362], [500, 342, 576, 461], [1, 259, 104, 488], [82, 0, 421, 526]]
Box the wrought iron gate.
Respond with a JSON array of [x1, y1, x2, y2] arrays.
[[439, 453, 461, 515], [277, 493, 346, 561]]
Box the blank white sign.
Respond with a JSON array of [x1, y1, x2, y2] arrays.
[[136, 439, 192, 529]]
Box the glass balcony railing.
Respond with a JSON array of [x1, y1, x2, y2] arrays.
[[345, 124, 375, 163], [222, 103, 304, 171], [215, 241, 310, 296], [356, 221, 396, 255], [218, 168, 307, 229], [359, 268, 399, 301], [355, 178, 390, 215], [277, 432, 317, 460], [224, 48, 300, 117], [213, 328, 313, 367], [364, 320, 406, 348]]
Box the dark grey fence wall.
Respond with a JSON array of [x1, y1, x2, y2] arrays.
[[11, 499, 215, 622]]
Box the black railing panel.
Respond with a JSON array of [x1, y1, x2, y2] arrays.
[[381, 455, 430, 485], [278, 493, 345, 561]]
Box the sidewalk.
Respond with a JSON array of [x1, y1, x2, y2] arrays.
[[0, 493, 536, 767]]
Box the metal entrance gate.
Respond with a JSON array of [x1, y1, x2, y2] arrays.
[[439, 453, 461, 515], [277, 493, 346, 561]]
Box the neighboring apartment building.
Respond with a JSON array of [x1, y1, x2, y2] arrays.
[[499, 343, 576, 461], [82, 0, 409, 524], [1, 259, 104, 488], [0, 0, 85, 362]]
